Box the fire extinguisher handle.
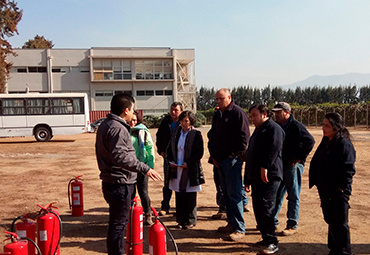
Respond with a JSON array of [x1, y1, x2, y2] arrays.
[[151, 207, 159, 217], [3, 231, 19, 241], [37, 202, 58, 212], [76, 175, 83, 180]]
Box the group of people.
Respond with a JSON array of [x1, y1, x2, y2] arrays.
[[207, 88, 356, 255], [95, 91, 356, 255]]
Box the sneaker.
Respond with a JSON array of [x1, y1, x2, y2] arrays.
[[183, 224, 195, 229], [158, 209, 169, 216], [212, 212, 227, 220], [281, 228, 297, 236], [243, 205, 251, 212], [144, 214, 153, 226], [229, 231, 244, 241], [176, 224, 183, 229], [217, 224, 234, 233], [260, 244, 279, 254]]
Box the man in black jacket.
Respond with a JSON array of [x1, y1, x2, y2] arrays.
[[208, 88, 250, 241], [271, 102, 315, 236], [96, 93, 162, 255], [156, 102, 183, 215], [245, 104, 284, 255]]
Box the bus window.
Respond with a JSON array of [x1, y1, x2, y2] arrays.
[[73, 98, 84, 114], [27, 98, 50, 114], [3, 99, 26, 115], [51, 98, 73, 114]]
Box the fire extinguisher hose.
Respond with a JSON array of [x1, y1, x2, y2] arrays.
[[67, 178, 75, 210], [157, 217, 179, 255], [21, 236, 42, 255], [10, 216, 22, 233]]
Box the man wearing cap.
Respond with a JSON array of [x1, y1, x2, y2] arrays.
[[271, 102, 315, 236]]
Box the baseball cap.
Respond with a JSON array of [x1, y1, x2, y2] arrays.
[[272, 102, 291, 112]]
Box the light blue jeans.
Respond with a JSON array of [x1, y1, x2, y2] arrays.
[[218, 157, 245, 234], [274, 163, 304, 229]]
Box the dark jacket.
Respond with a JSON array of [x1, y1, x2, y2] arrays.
[[96, 113, 150, 184], [279, 115, 315, 165], [156, 114, 179, 155], [167, 126, 205, 187], [244, 118, 285, 184], [309, 136, 356, 197], [208, 100, 250, 162]]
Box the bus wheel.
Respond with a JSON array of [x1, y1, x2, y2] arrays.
[[35, 127, 52, 142]]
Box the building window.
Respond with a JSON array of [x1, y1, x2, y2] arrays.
[[114, 90, 132, 96], [93, 59, 132, 81], [155, 90, 172, 96], [28, 67, 47, 73], [136, 90, 154, 96], [52, 67, 70, 73], [17, 68, 27, 73], [135, 60, 173, 80], [95, 90, 114, 97]]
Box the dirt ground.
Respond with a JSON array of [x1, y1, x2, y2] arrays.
[[0, 125, 369, 255]]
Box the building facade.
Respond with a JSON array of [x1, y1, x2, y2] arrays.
[[6, 47, 196, 117]]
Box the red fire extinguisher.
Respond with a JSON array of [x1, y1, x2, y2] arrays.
[[37, 203, 62, 255], [14, 214, 36, 255], [126, 196, 143, 255], [2, 231, 28, 255], [68, 175, 84, 216], [148, 208, 167, 255]]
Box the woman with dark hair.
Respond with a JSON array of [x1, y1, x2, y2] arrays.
[[167, 110, 205, 229], [309, 112, 356, 255], [129, 111, 155, 225]]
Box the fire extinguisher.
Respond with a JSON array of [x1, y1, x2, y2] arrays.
[[37, 203, 62, 255], [3, 231, 41, 255], [68, 175, 84, 216], [148, 208, 178, 255], [11, 213, 38, 255], [126, 196, 143, 255]]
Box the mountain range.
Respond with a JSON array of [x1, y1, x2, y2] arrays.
[[279, 73, 370, 90]]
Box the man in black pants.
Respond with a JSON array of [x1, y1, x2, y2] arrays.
[[245, 104, 285, 255], [96, 93, 162, 255]]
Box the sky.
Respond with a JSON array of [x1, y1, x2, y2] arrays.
[[7, 0, 370, 89]]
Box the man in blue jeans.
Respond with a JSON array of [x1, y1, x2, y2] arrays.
[[208, 88, 250, 241], [272, 102, 315, 236]]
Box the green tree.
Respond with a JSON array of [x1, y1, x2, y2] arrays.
[[359, 85, 370, 103], [197, 86, 216, 110], [0, 0, 22, 93], [271, 86, 284, 104], [22, 34, 54, 49], [261, 85, 272, 105], [252, 87, 261, 105]]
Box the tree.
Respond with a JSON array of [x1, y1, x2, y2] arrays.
[[22, 34, 54, 49], [196, 86, 216, 110], [0, 0, 22, 93]]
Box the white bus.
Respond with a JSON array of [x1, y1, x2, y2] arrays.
[[0, 93, 91, 142]]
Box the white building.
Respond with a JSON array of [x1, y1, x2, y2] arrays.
[[6, 47, 196, 118]]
